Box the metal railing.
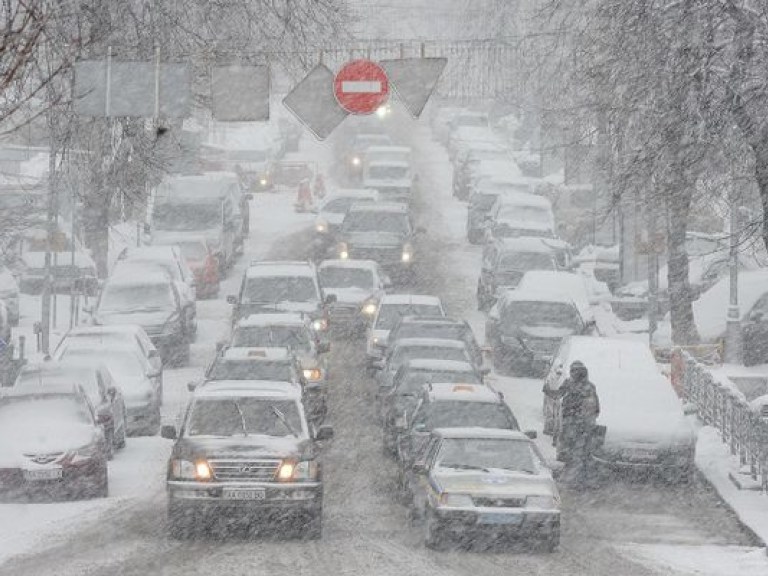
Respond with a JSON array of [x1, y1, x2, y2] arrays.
[[677, 349, 768, 493]]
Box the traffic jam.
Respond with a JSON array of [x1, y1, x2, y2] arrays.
[[0, 30, 765, 576]]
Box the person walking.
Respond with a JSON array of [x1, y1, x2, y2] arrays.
[[557, 361, 601, 488]]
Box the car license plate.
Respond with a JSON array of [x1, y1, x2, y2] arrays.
[[478, 513, 522, 525], [222, 488, 265, 501], [23, 468, 63, 481]]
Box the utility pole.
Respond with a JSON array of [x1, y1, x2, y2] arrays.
[[647, 187, 659, 346], [724, 186, 742, 364], [41, 121, 58, 355]]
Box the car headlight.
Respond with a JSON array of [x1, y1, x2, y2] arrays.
[[362, 300, 378, 315], [401, 243, 413, 262], [312, 318, 329, 331], [439, 493, 473, 508], [171, 459, 212, 481], [338, 242, 349, 259], [277, 460, 318, 482], [351, 156, 361, 166], [316, 220, 327, 233], [303, 368, 323, 382], [260, 178, 268, 186], [527, 495, 557, 509]]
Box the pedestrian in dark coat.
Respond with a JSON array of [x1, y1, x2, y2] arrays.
[[557, 361, 600, 487]]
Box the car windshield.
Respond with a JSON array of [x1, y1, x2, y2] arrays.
[[0, 396, 93, 439], [232, 326, 311, 352], [153, 203, 221, 231], [397, 324, 467, 342], [502, 301, 582, 331], [323, 198, 359, 213], [428, 402, 518, 430], [119, 260, 180, 281], [391, 346, 468, 371], [376, 304, 443, 330], [342, 211, 409, 235], [498, 252, 554, 271], [470, 192, 499, 210], [187, 398, 302, 438], [16, 369, 99, 405], [244, 276, 318, 303], [61, 351, 145, 380], [177, 241, 208, 261], [208, 360, 293, 382], [319, 266, 374, 290], [368, 165, 408, 179], [437, 438, 537, 474], [99, 283, 174, 313], [497, 205, 551, 224], [399, 370, 480, 395]]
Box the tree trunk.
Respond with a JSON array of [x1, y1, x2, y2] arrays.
[[751, 134, 768, 255], [83, 173, 110, 278]]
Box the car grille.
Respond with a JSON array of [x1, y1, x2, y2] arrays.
[[473, 496, 526, 508], [522, 337, 560, 355], [208, 459, 281, 481], [350, 247, 401, 263], [24, 452, 64, 465], [329, 304, 358, 322]]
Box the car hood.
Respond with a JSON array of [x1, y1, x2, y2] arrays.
[[434, 468, 556, 498], [96, 309, 175, 329], [241, 301, 320, 315], [342, 232, 405, 247], [518, 325, 576, 339], [318, 212, 345, 226], [0, 425, 98, 467], [120, 378, 156, 408], [325, 287, 376, 305], [176, 435, 311, 460]]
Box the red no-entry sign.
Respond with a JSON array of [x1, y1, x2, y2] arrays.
[[333, 59, 389, 115]]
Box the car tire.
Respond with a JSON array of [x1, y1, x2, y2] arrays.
[[168, 505, 195, 539], [424, 508, 445, 549], [301, 511, 323, 540], [543, 524, 560, 552], [93, 463, 109, 499]]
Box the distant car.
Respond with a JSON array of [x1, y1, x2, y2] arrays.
[[153, 236, 220, 299], [162, 380, 334, 538], [404, 428, 559, 550], [317, 259, 390, 334], [476, 237, 557, 311], [19, 250, 98, 296], [337, 203, 425, 279], [345, 133, 393, 181], [16, 362, 126, 457], [486, 289, 594, 376], [0, 384, 109, 499], [313, 189, 379, 251], [57, 347, 162, 436], [543, 336, 697, 482], [53, 325, 162, 375], [485, 192, 556, 241], [453, 143, 511, 200], [385, 315, 484, 369], [227, 261, 335, 332], [0, 265, 19, 326], [91, 269, 193, 366], [396, 383, 519, 467], [465, 179, 538, 244], [362, 160, 413, 204], [366, 294, 446, 368]]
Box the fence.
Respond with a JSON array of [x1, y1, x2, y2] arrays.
[[677, 348, 768, 492]]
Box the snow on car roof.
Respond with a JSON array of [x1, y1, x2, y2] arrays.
[[426, 383, 499, 403], [434, 427, 529, 441], [195, 380, 302, 399], [397, 315, 464, 326], [245, 262, 315, 279], [348, 202, 408, 213], [391, 337, 468, 349], [107, 268, 171, 287], [517, 271, 590, 317], [366, 160, 410, 169], [403, 359, 477, 372], [222, 347, 292, 361], [474, 159, 522, 178], [237, 313, 308, 328], [500, 289, 576, 305], [495, 191, 552, 209], [495, 237, 559, 253], [319, 259, 378, 271], [381, 294, 442, 306], [694, 269, 768, 340]]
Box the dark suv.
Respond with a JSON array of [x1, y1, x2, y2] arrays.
[[385, 315, 485, 369], [162, 381, 333, 538]]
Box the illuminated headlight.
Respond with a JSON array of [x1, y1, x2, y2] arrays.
[[260, 178, 268, 186], [439, 493, 473, 508], [312, 318, 329, 331], [526, 495, 557, 509], [171, 459, 212, 481], [303, 368, 323, 382], [338, 242, 349, 259], [351, 156, 361, 166], [277, 460, 318, 482], [401, 243, 413, 262], [316, 221, 327, 233], [376, 105, 389, 118], [362, 300, 378, 315]]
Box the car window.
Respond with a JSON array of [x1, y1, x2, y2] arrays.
[[428, 401, 518, 430], [187, 398, 302, 438], [232, 325, 312, 352], [208, 359, 293, 382], [244, 276, 318, 303], [375, 304, 444, 330], [436, 438, 537, 474], [99, 282, 175, 313]]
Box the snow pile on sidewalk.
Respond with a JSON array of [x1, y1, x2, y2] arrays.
[[620, 543, 768, 576]]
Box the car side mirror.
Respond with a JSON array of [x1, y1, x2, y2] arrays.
[[324, 294, 337, 305], [317, 342, 331, 354], [160, 425, 177, 440], [524, 430, 538, 440], [226, 295, 237, 305], [315, 424, 334, 441]]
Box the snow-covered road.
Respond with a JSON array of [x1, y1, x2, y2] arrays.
[[0, 112, 765, 575]]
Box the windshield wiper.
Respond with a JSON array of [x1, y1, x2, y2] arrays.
[[270, 405, 299, 438], [233, 401, 248, 437]]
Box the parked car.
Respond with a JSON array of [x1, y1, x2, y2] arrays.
[[385, 315, 484, 369], [485, 192, 556, 241], [154, 236, 220, 299], [337, 203, 425, 279], [363, 160, 413, 204], [403, 428, 559, 550], [227, 261, 335, 333], [476, 237, 557, 311], [91, 269, 193, 366], [344, 133, 393, 181], [56, 347, 162, 436], [466, 180, 537, 244], [543, 336, 697, 482], [19, 250, 98, 296], [0, 265, 19, 326], [0, 384, 109, 499], [486, 289, 594, 376], [366, 294, 446, 368], [453, 142, 510, 200], [162, 380, 334, 538], [16, 362, 126, 457], [313, 189, 379, 255], [317, 259, 390, 335]]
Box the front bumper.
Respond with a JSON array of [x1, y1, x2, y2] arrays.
[[0, 460, 105, 498], [167, 480, 322, 514], [433, 505, 560, 535], [591, 450, 694, 478]]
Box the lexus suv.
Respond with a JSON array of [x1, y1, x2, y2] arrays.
[[162, 380, 333, 538]]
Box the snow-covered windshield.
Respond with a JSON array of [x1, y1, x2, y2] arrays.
[[232, 326, 311, 352], [187, 398, 301, 438], [502, 301, 582, 331], [99, 283, 175, 313], [498, 252, 554, 271], [368, 165, 408, 179], [153, 203, 221, 231], [419, 401, 518, 430], [319, 266, 374, 290], [390, 346, 469, 371], [244, 276, 318, 303], [376, 304, 443, 330], [0, 396, 93, 438], [208, 359, 293, 382], [437, 438, 537, 474], [342, 211, 409, 235]]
